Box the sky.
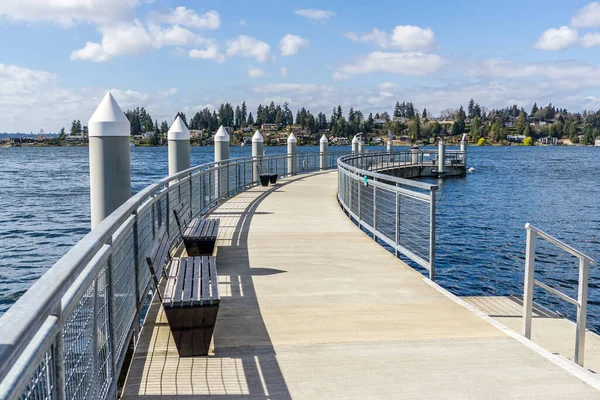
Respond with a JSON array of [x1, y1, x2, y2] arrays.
[[2, 0, 600, 132]]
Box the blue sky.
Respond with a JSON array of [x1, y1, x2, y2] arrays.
[[1, 0, 600, 132]]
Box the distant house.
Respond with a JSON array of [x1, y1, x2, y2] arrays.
[[595, 139, 600, 147], [332, 137, 349, 146], [507, 135, 526, 143], [373, 119, 386, 126], [261, 124, 279, 132], [539, 137, 557, 146], [65, 135, 85, 143], [392, 116, 406, 123], [372, 137, 383, 145]]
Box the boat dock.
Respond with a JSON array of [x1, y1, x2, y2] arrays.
[[122, 171, 600, 399]]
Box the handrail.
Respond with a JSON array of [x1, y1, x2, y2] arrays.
[[0, 150, 349, 400], [522, 223, 595, 367], [336, 151, 438, 279]]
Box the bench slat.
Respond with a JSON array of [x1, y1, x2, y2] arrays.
[[190, 257, 199, 306], [209, 257, 219, 305], [201, 256, 210, 305], [183, 257, 193, 306], [163, 258, 180, 306], [172, 258, 186, 307]]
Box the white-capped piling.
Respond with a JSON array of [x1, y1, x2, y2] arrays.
[[358, 138, 365, 154], [168, 116, 190, 175], [287, 133, 297, 175], [252, 130, 264, 182], [387, 131, 393, 153], [352, 134, 360, 154], [320, 134, 328, 170], [411, 145, 420, 165], [438, 137, 446, 175], [214, 126, 230, 197], [88, 93, 131, 229], [460, 133, 467, 166]]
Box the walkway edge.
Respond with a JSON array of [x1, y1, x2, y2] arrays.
[[422, 278, 600, 390]]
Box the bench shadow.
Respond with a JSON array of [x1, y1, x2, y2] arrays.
[[123, 173, 323, 399]]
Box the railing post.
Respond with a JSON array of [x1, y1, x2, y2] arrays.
[[575, 257, 590, 366], [52, 306, 66, 400], [522, 224, 537, 339], [429, 188, 436, 280], [373, 185, 377, 239], [395, 190, 400, 257], [357, 174, 362, 227]]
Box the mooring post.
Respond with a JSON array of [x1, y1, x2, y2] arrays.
[[352, 134, 360, 154], [358, 136, 365, 154], [387, 131, 393, 153], [438, 137, 446, 175], [287, 132, 297, 176], [252, 129, 264, 182], [460, 133, 467, 167], [214, 126, 230, 197], [168, 116, 190, 176], [411, 145, 419, 165], [320, 134, 328, 170], [88, 93, 131, 229]]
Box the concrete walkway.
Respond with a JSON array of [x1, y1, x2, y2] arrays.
[[123, 171, 600, 399]]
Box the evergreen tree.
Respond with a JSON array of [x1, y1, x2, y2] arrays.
[[59, 127, 66, 140], [241, 101, 248, 126], [410, 114, 421, 141], [531, 102, 539, 117], [160, 121, 169, 134], [422, 108, 427, 119], [468, 99, 475, 119], [175, 112, 187, 127], [247, 112, 254, 126], [394, 101, 401, 118]]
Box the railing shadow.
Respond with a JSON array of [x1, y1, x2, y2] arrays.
[[123, 173, 321, 399]]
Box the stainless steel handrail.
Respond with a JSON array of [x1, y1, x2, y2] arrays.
[[0, 150, 348, 400], [336, 151, 438, 279], [522, 223, 595, 367]]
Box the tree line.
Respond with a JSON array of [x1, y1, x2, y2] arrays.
[[61, 98, 600, 144]]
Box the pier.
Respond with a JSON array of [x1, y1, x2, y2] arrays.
[[0, 95, 598, 399]]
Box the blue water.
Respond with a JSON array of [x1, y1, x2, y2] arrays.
[[0, 145, 599, 331]]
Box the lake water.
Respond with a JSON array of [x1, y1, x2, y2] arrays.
[[1, 145, 599, 331]]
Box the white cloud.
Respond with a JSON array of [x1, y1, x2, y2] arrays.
[[0, 0, 138, 27], [580, 32, 600, 47], [294, 9, 336, 21], [189, 43, 225, 62], [533, 26, 579, 51], [248, 66, 269, 79], [148, 7, 221, 30], [193, 103, 216, 111], [240, 20, 247, 26], [226, 35, 271, 62], [280, 67, 288, 77], [280, 34, 309, 56], [158, 88, 178, 97], [471, 59, 600, 90], [346, 25, 436, 51], [333, 51, 444, 80], [71, 21, 205, 62], [571, 2, 600, 28]]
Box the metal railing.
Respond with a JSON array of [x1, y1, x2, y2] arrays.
[[522, 223, 595, 366], [337, 152, 439, 279], [346, 150, 465, 173], [0, 150, 348, 400]]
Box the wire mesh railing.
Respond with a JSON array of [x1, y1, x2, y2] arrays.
[[0, 150, 348, 400], [337, 152, 439, 279]]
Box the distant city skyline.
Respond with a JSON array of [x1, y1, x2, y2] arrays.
[[2, 0, 600, 132]]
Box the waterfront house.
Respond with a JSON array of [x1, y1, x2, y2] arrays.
[[539, 137, 558, 146], [261, 123, 279, 132], [595, 139, 600, 147], [507, 135, 526, 143]]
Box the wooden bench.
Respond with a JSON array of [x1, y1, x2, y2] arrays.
[[146, 227, 220, 357], [173, 203, 220, 256]]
